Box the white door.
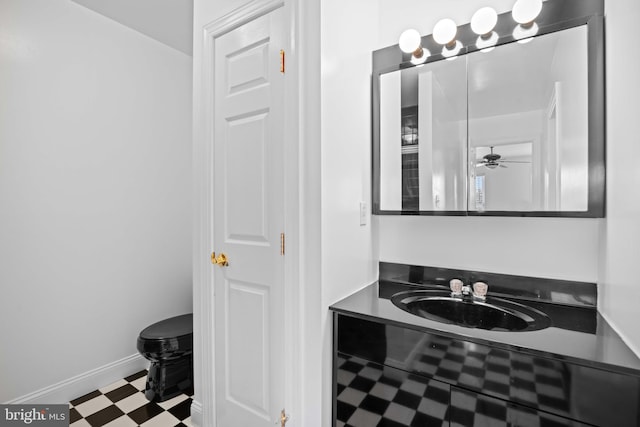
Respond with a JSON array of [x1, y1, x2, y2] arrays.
[[212, 6, 286, 427]]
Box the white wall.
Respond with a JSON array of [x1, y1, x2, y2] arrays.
[[0, 0, 192, 402], [71, 0, 194, 55], [599, 0, 640, 354], [379, 216, 599, 281], [297, 1, 324, 425], [320, 0, 379, 424]]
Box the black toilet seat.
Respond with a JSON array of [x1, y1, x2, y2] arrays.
[[139, 314, 193, 341], [137, 314, 193, 361]]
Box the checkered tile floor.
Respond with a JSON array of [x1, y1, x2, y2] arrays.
[[69, 370, 193, 427], [337, 335, 569, 426]]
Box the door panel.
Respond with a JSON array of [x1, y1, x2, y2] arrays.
[[227, 281, 269, 416], [226, 41, 270, 93], [225, 112, 269, 243], [213, 6, 285, 426]]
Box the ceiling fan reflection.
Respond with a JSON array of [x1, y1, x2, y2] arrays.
[[476, 146, 531, 169]]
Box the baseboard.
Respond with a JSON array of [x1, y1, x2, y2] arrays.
[[5, 354, 149, 404], [190, 399, 203, 427]]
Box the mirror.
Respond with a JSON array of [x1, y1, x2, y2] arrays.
[[379, 58, 467, 212], [372, 0, 604, 217], [468, 26, 588, 212]]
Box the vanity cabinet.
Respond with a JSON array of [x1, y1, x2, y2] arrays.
[[336, 352, 449, 426], [333, 312, 640, 427], [449, 388, 592, 427]]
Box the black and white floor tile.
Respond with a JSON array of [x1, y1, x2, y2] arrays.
[[69, 370, 193, 427]]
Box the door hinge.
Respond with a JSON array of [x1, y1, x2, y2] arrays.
[[280, 49, 285, 73], [280, 232, 285, 256], [277, 408, 289, 426]]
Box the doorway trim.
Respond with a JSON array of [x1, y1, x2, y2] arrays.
[[191, 0, 300, 425]]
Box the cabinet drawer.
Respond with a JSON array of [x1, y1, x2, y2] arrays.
[[451, 387, 594, 427], [335, 353, 449, 426]]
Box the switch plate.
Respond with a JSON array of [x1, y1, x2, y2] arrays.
[[359, 202, 368, 226]]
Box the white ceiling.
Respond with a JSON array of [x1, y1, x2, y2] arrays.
[[71, 0, 193, 56]]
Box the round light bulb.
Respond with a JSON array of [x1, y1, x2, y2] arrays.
[[433, 18, 457, 45], [512, 0, 543, 25], [399, 29, 422, 54], [471, 7, 498, 35]]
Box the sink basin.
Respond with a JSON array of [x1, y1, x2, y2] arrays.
[[391, 290, 551, 332]]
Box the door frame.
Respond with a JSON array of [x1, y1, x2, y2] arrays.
[[192, 0, 302, 425]]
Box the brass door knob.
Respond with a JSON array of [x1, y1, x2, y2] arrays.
[[210, 252, 229, 267]]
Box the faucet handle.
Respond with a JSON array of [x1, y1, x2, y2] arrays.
[[472, 281, 489, 300], [449, 278, 464, 296]]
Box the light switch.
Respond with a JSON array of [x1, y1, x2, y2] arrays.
[[359, 201, 368, 226]]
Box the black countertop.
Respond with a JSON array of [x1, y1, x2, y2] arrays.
[[330, 280, 640, 377]]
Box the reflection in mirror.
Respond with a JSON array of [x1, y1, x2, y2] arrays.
[[379, 58, 467, 212], [468, 25, 588, 212], [472, 143, 533, 211]]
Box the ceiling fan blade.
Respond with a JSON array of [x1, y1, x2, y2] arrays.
[[500, 164, 508, 168], [501, 160, 531, 164]]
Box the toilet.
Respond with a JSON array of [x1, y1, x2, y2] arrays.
[[136, 313, 193, 402]]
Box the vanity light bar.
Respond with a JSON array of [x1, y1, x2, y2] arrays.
[[397, 0, 544, 58]]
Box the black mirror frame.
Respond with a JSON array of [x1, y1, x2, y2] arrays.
[[372, 0, 605, 218]]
